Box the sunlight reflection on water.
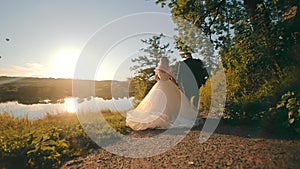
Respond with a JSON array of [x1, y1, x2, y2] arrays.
[[0, 97, 133, 120], [63, 98, 79, 113]]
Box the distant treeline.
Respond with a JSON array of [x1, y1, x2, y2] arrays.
[[0, 76, 134, 104]]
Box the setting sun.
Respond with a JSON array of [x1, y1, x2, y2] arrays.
[[51, 48, 81, 79]]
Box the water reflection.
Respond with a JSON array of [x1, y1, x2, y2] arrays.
[[63, 98, 78, 113], [0, 97, 133, 120]]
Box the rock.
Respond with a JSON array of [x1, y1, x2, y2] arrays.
[[188, 161, 194, 165]]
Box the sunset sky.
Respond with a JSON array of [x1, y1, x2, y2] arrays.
[[0, 0, 179, 80]]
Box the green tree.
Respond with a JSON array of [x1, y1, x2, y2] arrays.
[[130, 33, 174, 73], [172, 15, 218, 71], [130, 34, 174, 104], [156, 0, 300, 127]]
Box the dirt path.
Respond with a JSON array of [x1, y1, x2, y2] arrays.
[[61, 122, 300, 169]]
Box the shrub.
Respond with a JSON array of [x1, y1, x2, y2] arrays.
[[26, 127, 71, 169], [0, 112, 127, 168], [265, 91, 300, 136], [199, 70, 226, 119], [199, 79, 211, 115], [129, 68, 156, 107]]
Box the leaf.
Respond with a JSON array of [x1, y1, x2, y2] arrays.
[[288, 111, 293, 119], [276, 102, 285, 109], [287, 98, 296, 109], [289, 118, 295, 124]]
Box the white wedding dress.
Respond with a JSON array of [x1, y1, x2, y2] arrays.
[[126, 69, 198, 131]]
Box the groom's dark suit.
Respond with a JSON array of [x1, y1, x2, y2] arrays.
[[176, 55, 208, 109]]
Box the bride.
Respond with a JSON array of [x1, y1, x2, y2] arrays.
[[126, 57, 200, 131]]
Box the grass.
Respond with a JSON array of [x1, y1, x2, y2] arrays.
[[0, 110, 127, 169]]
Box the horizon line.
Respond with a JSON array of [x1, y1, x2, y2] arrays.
[[0, 75, 131, 82]]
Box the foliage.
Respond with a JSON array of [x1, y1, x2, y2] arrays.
[[199, 70, 226, 118], [156, 0, 299, 50], [171, 15, 218, 70], [26, 127, 71, 169], [101, 110, 127, 133], [0, 111, 126, 169], [130, 68, 157, 106], [155, 0, 300, 132], [199, 79, 211, 114], [130, 33, 174, 73], [130, 34, 174, 103], [265, 91, 300, 135]]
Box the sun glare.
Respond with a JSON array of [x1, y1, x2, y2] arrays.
[[51, 48, 81, 79], [63, 98, 78, 113]]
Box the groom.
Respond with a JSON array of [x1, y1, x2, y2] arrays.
[[176, 52, 208, 109]]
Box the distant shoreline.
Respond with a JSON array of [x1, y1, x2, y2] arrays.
[[0, 76, 134, 104], [0, 96, 134, 120]]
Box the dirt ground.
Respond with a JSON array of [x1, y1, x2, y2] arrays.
[[61, 120, 300, 169]]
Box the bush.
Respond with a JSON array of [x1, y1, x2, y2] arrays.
[[0, 112, 127, 168], [26, 127, 71, 169], [129, 68, 156, 107], [265, 91, 300, 136], [222, 65, 299, 125], [199, 70, 227, 119], [199, 79, 211, 113]]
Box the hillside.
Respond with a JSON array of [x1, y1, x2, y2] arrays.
[[0, 76, 134, 104]]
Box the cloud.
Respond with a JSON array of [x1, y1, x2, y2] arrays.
[[0, 63, 50, 77]]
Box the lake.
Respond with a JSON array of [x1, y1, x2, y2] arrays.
[[0, 97, 134, 120]]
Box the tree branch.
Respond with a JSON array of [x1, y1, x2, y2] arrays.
[[207, 0, 226, 43]]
